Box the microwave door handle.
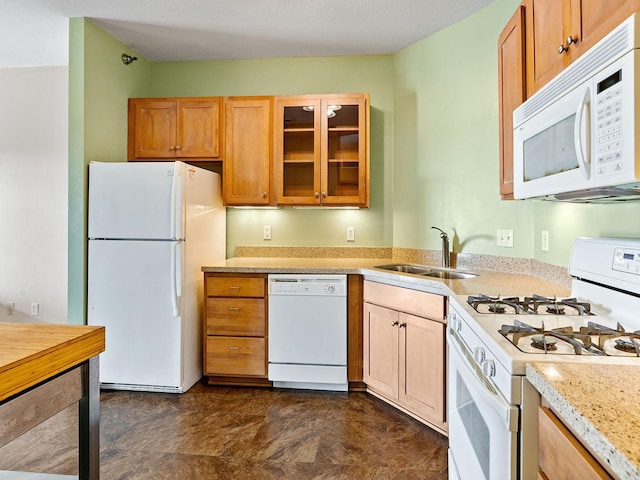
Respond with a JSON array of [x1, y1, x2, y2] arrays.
[[574, 87, 591, 179]]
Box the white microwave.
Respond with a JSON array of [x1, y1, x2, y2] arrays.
[[513, 14, 640, 202]]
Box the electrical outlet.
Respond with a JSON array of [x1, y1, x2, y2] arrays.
[[7, 302, 14, 315], [263, 225, 272, 240], [497, 229, 514, 247], [30, 303, 39, 316], [541, 231, 550, 252], [346, 226, 355, 242]]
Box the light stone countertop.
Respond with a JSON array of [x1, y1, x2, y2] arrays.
[[526, 363, 640, 480], [202, 256, 571, 297]]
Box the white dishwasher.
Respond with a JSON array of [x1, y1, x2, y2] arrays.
[[268, 274, 348, 391]]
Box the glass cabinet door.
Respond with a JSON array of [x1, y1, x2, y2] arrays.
[[274, 94, 368, 207], [274, 98, 321, 205], [321, 96, 366, 205]]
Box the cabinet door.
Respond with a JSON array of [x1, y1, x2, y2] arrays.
[[498, 6, 526, 200], [525, 0, 567, 95], [274, 97, 322, 205], [223, 97, 273, 205], [176, 98, 221, 158], [321, 95, 369, 206], [363, 303, 399, 400], [538, 406, 613, 479], [130, 99, 177, 158], [569, 0, 640, 60], [398, 313, 446, 426]]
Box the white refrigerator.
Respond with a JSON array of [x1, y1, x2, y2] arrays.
[[87, 161, 225, 393]]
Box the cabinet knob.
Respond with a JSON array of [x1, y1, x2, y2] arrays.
[[566, 35, 577, 46], [315, 192, 320, 199], [399, 323, 407, 328], [262, 192, 267, 199], [168, 145, 175, 150], [321, 191, 327, 198], [557, 44, 568, 54], [391, 321, 399, 327], [175, 145, 182, 150]]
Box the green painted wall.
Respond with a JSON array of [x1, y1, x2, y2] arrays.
[[392, 0, 532, 259], [150, 57, 394, 256], [67, 18, 151, 324]]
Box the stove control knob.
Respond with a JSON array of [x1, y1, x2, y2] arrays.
[[481, 359, 496, 378], [473, 347, 485, 363]]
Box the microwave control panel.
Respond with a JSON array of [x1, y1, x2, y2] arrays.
[[594, 68, 623, 177]]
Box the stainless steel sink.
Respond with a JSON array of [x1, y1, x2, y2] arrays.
[[374, 263, 478, 280], [374, 263, 431, 275]]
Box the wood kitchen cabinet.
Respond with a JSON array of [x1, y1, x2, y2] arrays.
[[538, 406, 613, 479], [363, 281, 447, 434], [274, 93, 369, 207], [223, 97, 273, 206], [203, 273, 271, 386], [524, 0, 639, 96], [128, 97, 222, 160], [498, 5, 526, 200]]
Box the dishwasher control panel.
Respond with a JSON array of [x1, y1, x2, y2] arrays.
[[268, 274, 347, 296]]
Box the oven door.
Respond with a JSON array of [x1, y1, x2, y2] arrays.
[[447, 327, 519, 480]]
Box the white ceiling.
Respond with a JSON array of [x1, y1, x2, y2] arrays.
[[0, 0, 494, 68]]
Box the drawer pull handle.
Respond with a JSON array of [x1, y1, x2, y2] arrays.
[[228, 346, 240, 351], [228, 307, 241, 311], [228, 286, 241, 290]]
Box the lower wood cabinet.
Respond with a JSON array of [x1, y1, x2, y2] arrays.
[[203, 273, 271, 386], [363, 280, 447, 434], [538, 406, 613, 480]]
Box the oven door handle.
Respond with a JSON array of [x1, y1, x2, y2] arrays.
[[447, 327, 519, 432]]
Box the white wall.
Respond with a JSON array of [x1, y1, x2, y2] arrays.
[[0, 66, 69, 323]]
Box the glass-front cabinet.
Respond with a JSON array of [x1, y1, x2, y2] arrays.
[[274, 94, 369, 207]]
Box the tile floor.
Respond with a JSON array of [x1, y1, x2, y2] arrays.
[[0, 383, 448, 479]]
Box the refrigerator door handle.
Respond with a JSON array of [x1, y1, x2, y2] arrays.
[[171, 241, 183, 317], [170, 163, 184, 240]]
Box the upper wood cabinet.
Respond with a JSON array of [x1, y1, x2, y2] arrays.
[[223, 97, 273, 206], [524, 0, 639, 95], [274, 93, 369, 207], [128, 97, 222, 160], [498, 6, 526, 200]]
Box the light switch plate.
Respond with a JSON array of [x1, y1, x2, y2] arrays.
[[497, 229, 514, 247]]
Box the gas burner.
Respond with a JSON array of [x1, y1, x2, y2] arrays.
[[531, 335, 557, 351], [489, 304, 506, 314], [615, 339, 639, 353], [545, 305, 565, 315]]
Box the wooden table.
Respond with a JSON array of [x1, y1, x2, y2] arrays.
[[0, 323, 105, 479]]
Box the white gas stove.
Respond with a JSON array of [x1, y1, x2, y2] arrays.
[[447, 237, 640, 480]]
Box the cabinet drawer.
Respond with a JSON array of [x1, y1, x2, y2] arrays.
[[206, 298, 265, 336], [538, 406, 612, 480], [205, 337, 266, 377], [364, 281, 446, 321], [206, 275, 265, 297]]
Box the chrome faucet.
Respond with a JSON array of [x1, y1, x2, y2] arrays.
[[431, 226, 450, 268]]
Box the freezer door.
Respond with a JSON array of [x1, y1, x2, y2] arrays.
[[88, 161, 184, 240], [88, 239, 184, 389]]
